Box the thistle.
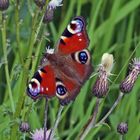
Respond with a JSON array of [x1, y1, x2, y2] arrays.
[[0, 0, 9, 11], [43, 7, 54, 23], [43, 0, 63, 23], [120, 58, 140, 93], [19, 121, 30, 133], [117, 122, 128, 135], [92, 53, 114, 98], [30, 128, 51, 140]]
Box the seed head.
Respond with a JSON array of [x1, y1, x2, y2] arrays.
[[92, 53, 114, 98], [0, 0, 9, 11], [101, 53, 114, 75], [117, 122, 128, 135], [19, 121, 30, 133], [120, 58, 140, 93]]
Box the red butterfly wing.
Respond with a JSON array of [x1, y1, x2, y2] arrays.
[[27, 65, 56, 100], [27, 16, 93, 105], [55, 77, 81, 105], [50, 16, 93, 105], [56, 16, 89, 55], [53, 50, 93, 105]]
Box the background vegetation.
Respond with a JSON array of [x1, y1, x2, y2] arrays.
[[0, 0, 140, 139]]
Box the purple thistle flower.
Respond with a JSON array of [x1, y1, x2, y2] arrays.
[[120, 58, 140, 93], [30, 128, 51, 140], [117, 122, 128, 135]]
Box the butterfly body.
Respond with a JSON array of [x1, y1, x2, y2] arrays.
[[27, 16, 93, 105]]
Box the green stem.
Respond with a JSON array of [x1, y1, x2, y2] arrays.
[[76, 0, 82, 15], [1, 13, 15, 113], [95, 92, 124, 127], [15, 1, 24, 66], [79, 98, 100, 140], [48, 105, 64, 140], [27, 0, 34, 17], [120, 135, 123, 140], [10, 1, 49, 139], [44, 98, 48, 140], [25, 0, 49, 69]]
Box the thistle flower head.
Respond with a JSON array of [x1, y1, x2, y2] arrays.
[[117, 122, 128, 135], [120, 58, 140, 93], [101, 53, 114, 75], [132, 58, 140, 72], [92, 53, 114, 98], [92, 66, 109, 98], [31, 128, 51, 140], [0, 0, 9, 11], [19, 121, 30, 133], [48, 0, 63, 9], [43, 0, 63, 23], [43, 7, 54, 23]]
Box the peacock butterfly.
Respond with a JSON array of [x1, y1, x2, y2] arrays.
[[27, 16, 93, 105]]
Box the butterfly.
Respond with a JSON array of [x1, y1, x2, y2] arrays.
[[27, 16, 93, 105]]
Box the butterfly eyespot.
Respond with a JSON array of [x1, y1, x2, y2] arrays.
[[56, 81, 68, 99], [27, 78, 41, 99], [72, 49, 90, 64], [67, 18, 84, 34]]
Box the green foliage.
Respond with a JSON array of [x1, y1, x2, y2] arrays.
[[0, 0, 140, 139]]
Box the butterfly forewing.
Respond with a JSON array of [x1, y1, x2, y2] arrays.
[[56, 16, 89, 55]]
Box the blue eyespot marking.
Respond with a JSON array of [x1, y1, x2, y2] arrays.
[[56, 85, 67, 96], [27, 80, 40, 99], [78, 51, 88, 64], [28, 86, 40, 97]]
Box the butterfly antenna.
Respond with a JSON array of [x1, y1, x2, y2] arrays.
[[44, 98, 48, 140], [48, 105, 64, 140]]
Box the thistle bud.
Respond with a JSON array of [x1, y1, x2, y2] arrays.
[[92, 53, 114, 98], [43, 8, 54, 23], [120, 58, 140, 93], [117, 122, 128, 135], [0, 0, 9, 11], [34, 0, 45, 8], [19, 121, 30, 133], [92, 66, 109, 98], [43, 0, 63, 23]]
